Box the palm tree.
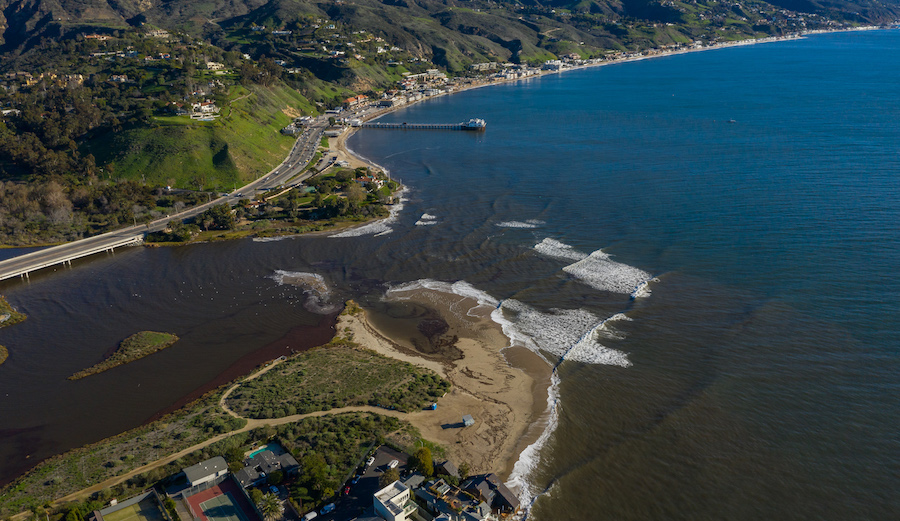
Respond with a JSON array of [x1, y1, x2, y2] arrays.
[[257, 492, 284, 521]]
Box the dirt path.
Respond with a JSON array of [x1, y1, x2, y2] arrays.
[[22, 400, 406, 518]]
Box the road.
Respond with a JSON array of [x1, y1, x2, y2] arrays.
[[0, 116, 329, 282]]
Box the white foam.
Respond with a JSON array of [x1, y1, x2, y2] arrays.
[[563, 249, 652, 295], [630, 277, 659, 299], [386, 279, 500, 309], [415, 213, 439, 226], [493, 299, 632, 367], [268, 270, 339, 314], [330, 187, 408, 238], [496, 219, 546, 229], [533, 238, 587, 262], [506, 371, 560, 515]]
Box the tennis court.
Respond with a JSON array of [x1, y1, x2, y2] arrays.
[[102, 498, 167, 521], [199, 492, 250, 521]]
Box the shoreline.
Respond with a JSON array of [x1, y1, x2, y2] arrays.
[[334, 25, 891, 169], [338, 292, 553, 480]]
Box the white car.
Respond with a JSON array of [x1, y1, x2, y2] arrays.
[[366, 456, 375, 467], [388, 459, 399, 469]]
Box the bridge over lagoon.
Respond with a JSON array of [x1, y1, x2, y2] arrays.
[[0, 228, 146, 281]]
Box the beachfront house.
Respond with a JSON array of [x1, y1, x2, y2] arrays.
[[461, 474, 520, 516]]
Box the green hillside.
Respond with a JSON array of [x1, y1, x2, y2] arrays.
[[86, 83, 312, 189]]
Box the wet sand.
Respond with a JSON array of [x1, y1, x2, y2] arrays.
[[339, 291, 552, 479]]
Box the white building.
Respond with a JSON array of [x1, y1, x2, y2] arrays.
[[374, 481, 417, 521]]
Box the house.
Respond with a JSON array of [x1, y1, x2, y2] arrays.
[[182, 456, 228, 487], [206, 62, 225, 71], [344, 95, 368, 108], [234, 449, 300, 488], [374, 481, 417, 521], [461, 474, 520, 516], [414, 480, 495, 521], [435, 460, 460, 479]]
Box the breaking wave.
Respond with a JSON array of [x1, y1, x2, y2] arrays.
[[330, 187, 408, 237], [496, 219, 546, 229], [534, 238, 655, 296], [533, 238, 587, 262], [415, 213, 439, 226]]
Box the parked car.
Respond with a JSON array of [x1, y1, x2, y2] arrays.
[[388, 459, 399, 469], [302, 513, 317, 521], [343, 485, 351, 495], [321, 503, 335, 515], [366, 456, 375, 467]]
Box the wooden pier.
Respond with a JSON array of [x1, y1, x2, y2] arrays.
[[359, 118, 486, 131]]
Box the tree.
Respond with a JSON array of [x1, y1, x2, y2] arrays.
[[249, 488, 265, 505], [458, 461, 471, 480], [257, 493, 283, 521], [300, 453, 327, 490], [411, 447, 433, 477], [379, 467, 400, 487]]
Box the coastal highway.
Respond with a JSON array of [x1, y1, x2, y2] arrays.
[[0, 117, 330, 282]]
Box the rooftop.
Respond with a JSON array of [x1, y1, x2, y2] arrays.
[[182, 456, 227, 485]]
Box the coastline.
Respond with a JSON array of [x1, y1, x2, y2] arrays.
[[335, 24, 889, 167], [325, 23, 894, 487], [338, 292, 552, 479]]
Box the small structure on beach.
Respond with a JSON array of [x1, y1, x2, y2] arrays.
[[462, 414, 475, 427]]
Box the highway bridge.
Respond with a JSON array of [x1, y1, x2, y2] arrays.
[[0, 117, 329, 282]]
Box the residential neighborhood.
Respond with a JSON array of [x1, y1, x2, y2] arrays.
[[84, 444, 519, 521]]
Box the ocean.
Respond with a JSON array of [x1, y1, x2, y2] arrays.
[[1, 29, 899, 519]]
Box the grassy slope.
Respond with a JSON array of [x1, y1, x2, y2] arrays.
[[225, 343, 451, 418], [86, 83, 313, 189]]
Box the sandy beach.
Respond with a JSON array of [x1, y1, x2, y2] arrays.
[[338, 291, 552, 479]]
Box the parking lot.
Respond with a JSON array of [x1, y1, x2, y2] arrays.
[[310, 446, 410, 521]]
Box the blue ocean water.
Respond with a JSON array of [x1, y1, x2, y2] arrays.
[[1, 29, 898, 520], [345, 30, 900, 519]]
